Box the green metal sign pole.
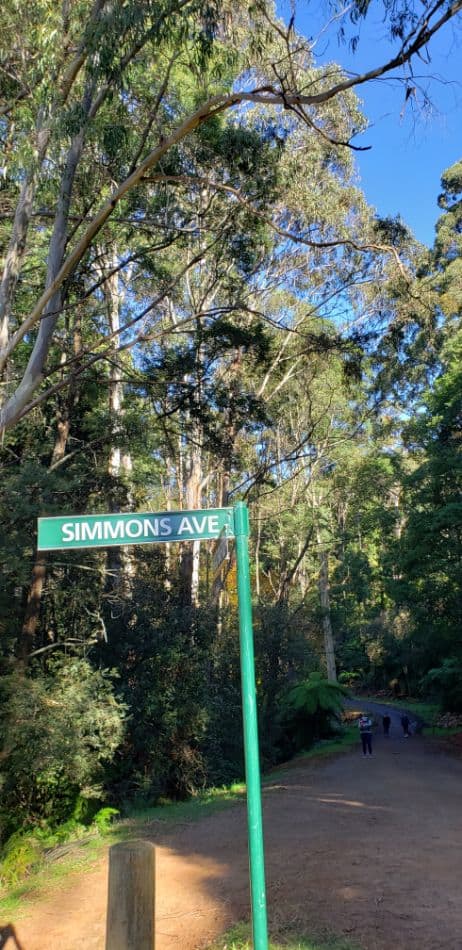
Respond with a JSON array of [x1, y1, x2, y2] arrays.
[[233, 501, 268, 950]]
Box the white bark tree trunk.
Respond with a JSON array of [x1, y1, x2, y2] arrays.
[[99, 246, 134, 596], [181, 436, 202, 606], [316, 529, 337, 682]]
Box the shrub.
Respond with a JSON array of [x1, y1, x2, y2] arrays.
[[0, 657, 127, 840], [93, 807, 119, 834], [278, 673, 349, 754], [0, 831, 42, 886], [421, 658, 462, 712]]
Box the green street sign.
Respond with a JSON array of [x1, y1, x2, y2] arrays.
[[37, 507, 234, 551]]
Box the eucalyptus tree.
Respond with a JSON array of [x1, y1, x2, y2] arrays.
[[381, 331, 462, 691], [374, 160, 462, 691], [433, 159, 462, 321], [243, 314, 370, 679], [120, 57, 384, 608], [369, 161, 462, 411], [1, 0, 461, 435], [330, 159, 462, 693]]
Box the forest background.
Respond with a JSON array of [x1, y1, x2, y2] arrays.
[[1, 0, 462, 868]]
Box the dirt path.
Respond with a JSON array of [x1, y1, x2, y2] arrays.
[[5, 709, 462, 950]]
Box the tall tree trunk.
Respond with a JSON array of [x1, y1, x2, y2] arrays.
[[211, 467, 233, 607], [19, 559, 48, 664], [18, 400, 72, 663], [178, 312, 205, 606], [179, 435, 202, 606], [0, 9, 94, 379], [316, 528, 337, 682], [2, 84, 92, 417], [0, 174, 38, 369], [0, 4, 102, 372], [17, 302, 86, 665], [99, 247, 134, 600], [255, 504, 262, 599], [0, 110, 53, 382]]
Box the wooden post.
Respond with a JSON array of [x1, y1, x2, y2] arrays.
[[105, 840, 155, 950]]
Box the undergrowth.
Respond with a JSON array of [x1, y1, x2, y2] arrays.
[[0, 784, 250, 915], [207, 921, 360, 949], [0, 729, 358, 915]]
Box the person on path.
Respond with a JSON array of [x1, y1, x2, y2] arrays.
[[358, 714, 373, 756], [382, 714, 391, 736], [401, 714, 410, 737]]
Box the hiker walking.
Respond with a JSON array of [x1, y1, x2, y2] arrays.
[[382, 714, 391, 736], [400, 714, 410, 737], [358, 714, 373, 756]]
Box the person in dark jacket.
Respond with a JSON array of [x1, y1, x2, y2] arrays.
[[382, 714, 391, 736], [401, 714, 410, 737], [358, 715, 373, 755]]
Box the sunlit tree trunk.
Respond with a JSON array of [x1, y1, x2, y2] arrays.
[[179, 429, 202, 605], [99, 247, 134, 600], [316, 526, 337, 682]]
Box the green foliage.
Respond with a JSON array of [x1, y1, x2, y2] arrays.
[[0, 659, 126, 839], [0, 832, 42, 887], [100, 594, 215, 802], [385, 329, 462, 692], [207, 920, 360, 949], [287, 674, 349, 716], [278, 674, 349, 755], [422, 659, 462, 713], [93, 807, 120, 834], [434, 159, 462, 317], [0, 806, 118, 888], [338, 671, 361, 688]]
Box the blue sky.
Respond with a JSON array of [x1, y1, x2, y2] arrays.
[[277, 1, 461, 246]]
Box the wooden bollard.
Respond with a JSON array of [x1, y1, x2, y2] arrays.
[[105, 840, 156, 949]]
